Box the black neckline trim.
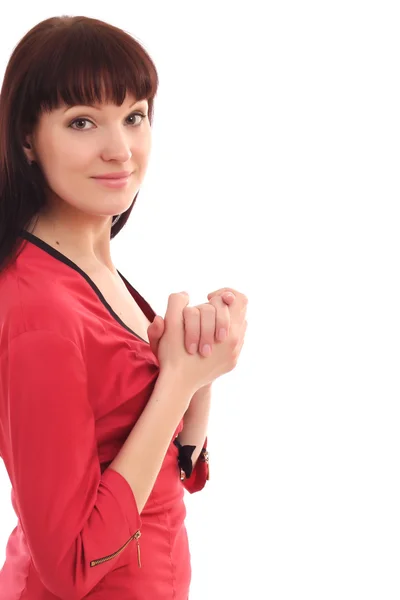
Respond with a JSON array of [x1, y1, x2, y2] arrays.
[[18, 230, 153, 345]]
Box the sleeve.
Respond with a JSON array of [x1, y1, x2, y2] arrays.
[[1, 330, 142, 600], [179, 437, 210, 494]]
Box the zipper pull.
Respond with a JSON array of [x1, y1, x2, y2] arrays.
[[134, 531, 142, 568], [202, 449, 210, 480]]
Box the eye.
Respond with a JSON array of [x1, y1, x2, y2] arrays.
[[126, 112, 147, 126], [69, 111, 147, 131]]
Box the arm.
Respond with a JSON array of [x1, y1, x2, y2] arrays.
[[1, 330, 192, 600], [175, 383, 212, 493], [108, 369, 193, 510]]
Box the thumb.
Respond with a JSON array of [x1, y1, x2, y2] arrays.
[[148, 315, 165, 356]]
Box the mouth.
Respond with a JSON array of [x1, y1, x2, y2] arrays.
[[92, 170, 133, 180], [92, 174, 132, 188]]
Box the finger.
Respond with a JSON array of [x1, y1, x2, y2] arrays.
[[183, 306, 201, 354], [148, 315, 162, 336], [221, 293, 235, 306], [208, 291, 248, 319], [208, 295, 231, 342], [207, 291, 235, 310], [207, 288, 239, 299], [198, 303, 217, 357], [215, 293, 243, 323], [147, 323, 158, 356], [147, 316, 164, 355], [165, 292, 190, 332], [208, 289, 235, 302], [207, 288, 248, 308]]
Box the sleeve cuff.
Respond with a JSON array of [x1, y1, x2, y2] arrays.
[[181, 437, 209, 494]]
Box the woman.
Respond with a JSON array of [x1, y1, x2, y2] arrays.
[[0, 15, 247, 600]]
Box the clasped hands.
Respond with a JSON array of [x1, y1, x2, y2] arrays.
[[148, 287, 248, 363]]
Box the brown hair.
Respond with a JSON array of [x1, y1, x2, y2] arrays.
[[0, 15, 159, 273]]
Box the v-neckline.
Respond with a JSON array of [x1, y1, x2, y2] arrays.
[[17, 230, 154, 345]]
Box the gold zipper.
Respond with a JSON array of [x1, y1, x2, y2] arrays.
[[90, 530, 142, 568]]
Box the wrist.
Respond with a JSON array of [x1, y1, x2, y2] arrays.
[[186, 383, 212, 416], [192, 382, 213, 397], [199, 382, 213, 391], [158, 367, 198, 404]]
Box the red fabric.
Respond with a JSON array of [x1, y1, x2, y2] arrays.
[[0, 231, 208, 599]]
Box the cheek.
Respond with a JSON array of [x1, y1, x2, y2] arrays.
[[136, 125, 152, 156], [37, 148, 89, 201], [136, 135, 151, 167], [41, 138, 93, 180]]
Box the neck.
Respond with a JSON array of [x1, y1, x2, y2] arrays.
[[27, 212, 117, 274]]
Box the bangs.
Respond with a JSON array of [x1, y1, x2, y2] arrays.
[[24, 20, 157, 116]]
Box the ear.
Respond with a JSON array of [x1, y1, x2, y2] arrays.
[[22, 136, 35, 164]]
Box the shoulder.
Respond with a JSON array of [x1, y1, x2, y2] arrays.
[[0, 267, 82, 349]]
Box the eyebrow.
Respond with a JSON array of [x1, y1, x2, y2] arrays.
[[63, 100, 147, 113]]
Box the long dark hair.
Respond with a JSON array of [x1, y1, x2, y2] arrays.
[[0, 15, 158, 274]]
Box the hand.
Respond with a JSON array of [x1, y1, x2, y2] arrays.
[[155, 292, 247, 394], [148, 291, 236, 360]]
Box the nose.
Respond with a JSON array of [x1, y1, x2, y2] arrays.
[[100, 128, 133, 163]]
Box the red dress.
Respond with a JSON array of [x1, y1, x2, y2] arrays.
[[0, 231, 209, 599]]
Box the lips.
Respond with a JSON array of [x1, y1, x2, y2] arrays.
[[93, 171, 132, 180], [92, 173, 131, 189]]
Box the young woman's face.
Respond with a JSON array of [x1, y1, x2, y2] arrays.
[[23, 93, 152, 221]]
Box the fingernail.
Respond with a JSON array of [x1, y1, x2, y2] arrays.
[[218, 328, 227, 342], [202, 344, 211, 356], [189, 343, 197, 354]]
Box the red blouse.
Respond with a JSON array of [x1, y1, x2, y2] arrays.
[[0, 231, 209, 600]]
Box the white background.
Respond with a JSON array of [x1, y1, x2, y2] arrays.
[[1, 2, 399, 598]]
